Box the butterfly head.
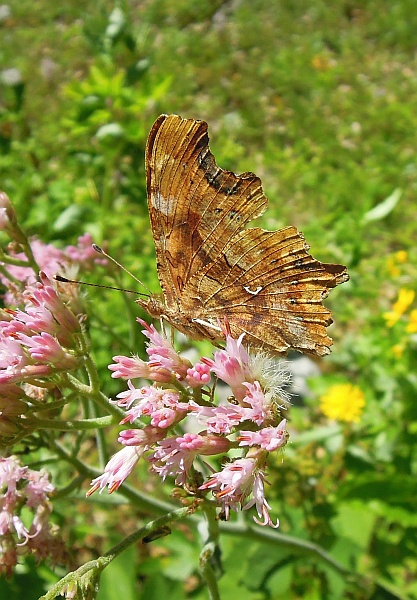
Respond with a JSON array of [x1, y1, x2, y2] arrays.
[[137, 294, 166, 320]]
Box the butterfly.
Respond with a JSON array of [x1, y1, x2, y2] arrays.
[[138, 114, 349, 356]]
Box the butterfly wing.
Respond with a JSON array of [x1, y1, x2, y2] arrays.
[[146, 114, 349, 356], [182, 226, 349, 355], [146, 114, 268, 307]]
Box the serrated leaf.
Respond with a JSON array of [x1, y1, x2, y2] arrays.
[[362, 188, 402, 223]]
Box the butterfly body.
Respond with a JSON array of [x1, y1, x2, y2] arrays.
[[141, 114, 349, 356]]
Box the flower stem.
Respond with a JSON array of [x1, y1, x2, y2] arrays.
[[31, 415, 115, 431], [199, 502, 222, 600], [39, 506, 194, 600], [65, 372, 124, 419]]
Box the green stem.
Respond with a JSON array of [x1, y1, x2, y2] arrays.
[[53, 474, 85, 499], [50, 439, 179, 515], [38, 507, 194, 600], [199, 502, 222, 600], [89, 395, 110, 467], [65, 373, 124, 420], [0, 262, 22, 284], [1, 225, 41, 273], [0, 254, 32, 267], [20, 232, 41, 272], [200, 545, 221, 600], [31, 415, 115, 431], [218, 520, 351, 577], [83, 352, 101, 394], [28, 397, 69, 412]]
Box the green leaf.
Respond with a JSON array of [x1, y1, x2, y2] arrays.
[[53, 204, 87, 233], [97, 544, 137, 600], [105, 7, 126, 40], [339, 474, 417, 507], [95, 123, 125, 140], [362, 188, 402, 223], [289, 424, 341, 446]]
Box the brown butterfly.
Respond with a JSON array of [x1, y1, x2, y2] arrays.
[[138, 114, 349, 356]]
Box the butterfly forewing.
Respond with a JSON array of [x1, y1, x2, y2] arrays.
[[146, 114, 268, 302]]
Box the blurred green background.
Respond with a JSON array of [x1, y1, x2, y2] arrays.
[[1, 1, 417, 599]]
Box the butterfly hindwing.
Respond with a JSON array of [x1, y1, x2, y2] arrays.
[[182, 226, 348, 355]]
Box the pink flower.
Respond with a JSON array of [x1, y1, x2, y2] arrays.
[[199, 457, 256, 502], [112, 380, 149, 410], [0, 335, 27, 373], [199, 457, 279, 527], [1, 274, 80, 348], [0, 456, 60, 555], [17, 332, 79, 370], [25, 469, 55, 508], [239, 419, 287, 451], [0, 362, 51, 386], [0, 456, 27, 498], [190, 385, 273, 434], [63, 233, 107, 266], [118, 385, 189, 428], [118, 425, 166, 447], [88, 446, 144, 495], [0, 240, 67, 296], [202, 330, 254, 401], [186, 362, 211, 387], [0, 231, 107, 306], [138, 319, 192, 380], [0, 275, 81, 387], [27, 506, 66, 564], [0, 334, 53, 385], [191, 401, 248, 435], [109, 354, 173, 383], [150, 433, 230, 485], [88, 426, 169, 495], [240, 381, 272, 425], [25, 273, 81, 344], [97, 318, 289, 527]]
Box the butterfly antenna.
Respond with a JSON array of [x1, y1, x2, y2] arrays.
[[92, 244, 153, 295], [54, 275, 148, 298]]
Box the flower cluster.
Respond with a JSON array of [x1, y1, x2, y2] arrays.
[[0, 272, 84, 445], [0, 456, 66, 576], [1, 191, 106, 303], [89, 319, 290, 527], [0, 192, 102, 446]]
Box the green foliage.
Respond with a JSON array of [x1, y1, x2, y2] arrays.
[[1, 0, 417, 598]]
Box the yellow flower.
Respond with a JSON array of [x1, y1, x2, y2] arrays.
[[387, 250, 407, 277], [395, 250, 408, 263], [319, 384, 365, 423], [406, 309, 417, 334], [391, 343, 405, 358], [383, 288, 415, 327]]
